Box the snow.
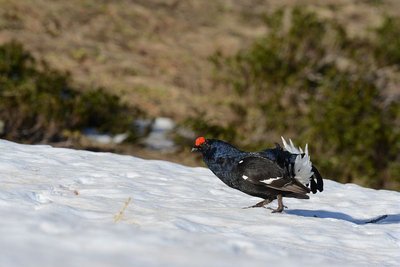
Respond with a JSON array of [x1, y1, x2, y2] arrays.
[[83, 128, 129, 144], [142, 117, 176, 151], [0, 139, 399, 267]]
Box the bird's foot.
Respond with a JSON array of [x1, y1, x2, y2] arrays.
[[268, 194, 286, 213], [267, 206, 286, 213], [243, 203, 265, 209], [242, 199, 271, 209]]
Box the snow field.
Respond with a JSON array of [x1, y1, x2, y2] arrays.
[[0, 140, 399, 267]]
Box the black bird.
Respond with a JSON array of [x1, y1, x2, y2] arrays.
[[192, 137, 323, 212]]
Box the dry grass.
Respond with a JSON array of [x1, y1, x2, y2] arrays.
[[1, 0, 399, 122], [114, 197, 132, 223]]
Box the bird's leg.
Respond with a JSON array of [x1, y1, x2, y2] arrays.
[[268, 194, 285, 213], [242, 199, 272, 209]]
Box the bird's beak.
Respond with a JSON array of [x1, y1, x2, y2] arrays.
[[191, 147, 200, 152]]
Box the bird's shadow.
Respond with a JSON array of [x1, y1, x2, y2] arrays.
[[285, 209, 400, 225]]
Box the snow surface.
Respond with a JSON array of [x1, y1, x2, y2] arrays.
[[83, 128, 129, 144], [142, 117, 176, 151], [0, 139, 399, 267]]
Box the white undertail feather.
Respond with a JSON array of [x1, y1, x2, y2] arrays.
[[282, 137, 301, 154], [294, 153, 313, 185], [281, 137, 314, 186]]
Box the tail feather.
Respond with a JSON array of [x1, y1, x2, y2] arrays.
[[310, 178, 317, 194], [281, 136, 304, 154], [310, 166, 324, 193], [281, 136, 324, 194], [294, 153, 314, 185]]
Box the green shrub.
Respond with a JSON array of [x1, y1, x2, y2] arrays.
[[183, 112, 237, 143], [308, 72, 400, 188], [0, 40, 142, 143], [374, 16, 400, 66]]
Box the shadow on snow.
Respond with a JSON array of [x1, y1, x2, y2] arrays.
[[285, 209, 400, 225]]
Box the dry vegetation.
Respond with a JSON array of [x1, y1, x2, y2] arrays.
[[1, 0, 399, 120]]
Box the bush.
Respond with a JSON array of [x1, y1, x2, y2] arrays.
[[183, 112, 237, 143], [202, 8, 400, 189], [374, 17, 400, 66], [308, 72, 399, 188], [0, 41, 142, 143]]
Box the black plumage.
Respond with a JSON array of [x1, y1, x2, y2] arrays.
[[192, 137, 324, 212]]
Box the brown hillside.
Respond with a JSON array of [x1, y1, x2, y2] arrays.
[[1, 0, 399, 121]]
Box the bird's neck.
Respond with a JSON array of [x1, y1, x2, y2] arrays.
[[202, 146, 245, 187]]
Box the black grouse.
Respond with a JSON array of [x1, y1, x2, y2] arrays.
[[192, 137, 324, 213]]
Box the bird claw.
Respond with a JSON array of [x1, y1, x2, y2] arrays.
[[242, 199, 272, 209], [267, 207, 284, 213], [267, 205, 287, 213], [242, 204, 264, 209]]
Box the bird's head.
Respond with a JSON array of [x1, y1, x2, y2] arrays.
[[191, 137, 239, 156], [192, 137, 242, 169], [191, 136, 209, 153]]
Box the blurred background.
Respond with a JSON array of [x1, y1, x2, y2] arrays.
[[0, 0, 399, 190]]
